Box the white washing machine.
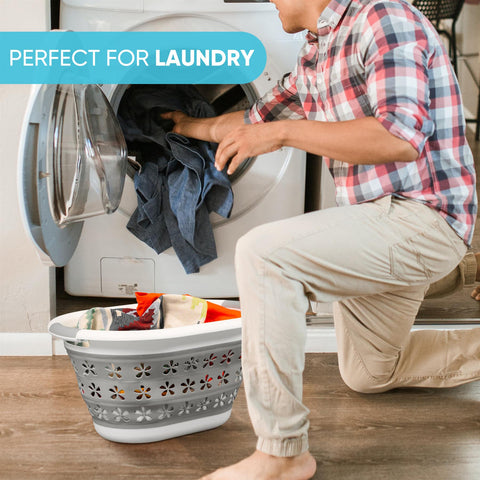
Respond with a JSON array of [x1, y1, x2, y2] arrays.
[[18, 0, 306, 300]]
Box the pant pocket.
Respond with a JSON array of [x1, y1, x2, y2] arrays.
[[389, 233, 433, 282], [389, 220, 464, 284]]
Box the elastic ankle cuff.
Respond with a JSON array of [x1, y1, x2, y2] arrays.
[[256, 435, 309, 457]]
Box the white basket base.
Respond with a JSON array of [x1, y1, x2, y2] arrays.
[[93, 409, 233, 444]]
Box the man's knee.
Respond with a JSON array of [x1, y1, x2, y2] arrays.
[[338, 359, 394, 394], [235, 223, 276, 266]]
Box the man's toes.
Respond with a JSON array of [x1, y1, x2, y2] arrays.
[[471, 286, 480, 300]]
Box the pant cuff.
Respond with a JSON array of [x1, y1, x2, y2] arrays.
[[256, 435, 309, 457]]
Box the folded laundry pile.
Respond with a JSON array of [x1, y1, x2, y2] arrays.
[[117, 85, 234, 274], [71, 292, 241, 331]]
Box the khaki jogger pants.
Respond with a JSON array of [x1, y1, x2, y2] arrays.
[[234, 195, 480, 457]]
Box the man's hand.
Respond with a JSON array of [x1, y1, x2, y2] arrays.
[[162, 111, 284, 175], [161, 111, 196, 137], [215, 123, 284, 175]]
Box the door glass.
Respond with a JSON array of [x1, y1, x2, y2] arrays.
[[47, 84, 127, 225]]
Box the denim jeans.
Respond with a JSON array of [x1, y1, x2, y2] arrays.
[[118, 85, 233, 274]]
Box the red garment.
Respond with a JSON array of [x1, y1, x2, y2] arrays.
[[135, 292, 241, 323], [117, 307, 158, 331]]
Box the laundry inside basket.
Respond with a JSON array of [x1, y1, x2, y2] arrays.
[[59, 293, 241, 332]]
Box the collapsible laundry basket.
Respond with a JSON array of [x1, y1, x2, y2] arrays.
[[48, 302, 242, 443]]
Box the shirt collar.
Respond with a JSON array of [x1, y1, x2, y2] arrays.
[[306, 0, 353, 42], [319, 0, 354, 29]]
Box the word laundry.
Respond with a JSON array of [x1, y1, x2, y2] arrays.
[[154, 49, 255, 67]]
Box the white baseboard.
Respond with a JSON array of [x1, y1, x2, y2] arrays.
[[0, 333, 53, 356], [306, 326, 338, 353], [1, 323, 478, 356], [52, 337, 68, 355]]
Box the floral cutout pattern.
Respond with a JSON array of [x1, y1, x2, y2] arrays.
[[105, 363, 122, 379], [214, 393, 228, 409], [88, 383, 101, 398], [196, 398, 211, 412], [112, 408, 130, 423], [72, 342, 242, 431], [221, 350, 235, 365], [134, 363, 152, 378], [200, 374, 213, 390], [134, 385, 152, 400], [159, 381, 175, 397], [203, 354, 217, 368], [217, 371, 229, 386], [82, 361, 96, 376], [135, 407, 153, 422], [181, 379, 195, 394], [163, 360, 179, 375], [158, 405, 175, 420], [178, 401, 194, 416], [184, 357, 199, 371], [82, 388, 240, 425], [109, 386, 125, 400]]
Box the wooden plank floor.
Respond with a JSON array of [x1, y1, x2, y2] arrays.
[[0, 354, 479, 480]]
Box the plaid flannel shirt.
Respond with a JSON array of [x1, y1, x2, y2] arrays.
[[246, 0, 477, 245]]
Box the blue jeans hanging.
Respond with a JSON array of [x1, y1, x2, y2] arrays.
[[117, 84, 234, 274]]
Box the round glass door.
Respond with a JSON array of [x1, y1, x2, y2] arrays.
[[47, 84, 127, 225]]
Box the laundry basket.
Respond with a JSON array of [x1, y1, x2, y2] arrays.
[[48, 302, 242, 443]]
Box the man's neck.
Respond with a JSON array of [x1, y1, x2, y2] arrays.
[[306, 0, 332, 33]]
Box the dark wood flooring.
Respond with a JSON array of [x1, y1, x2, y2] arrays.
[[0, 354, 478, 480]]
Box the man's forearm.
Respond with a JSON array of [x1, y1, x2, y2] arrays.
[[277, 117, 419, 165], [172, 110, 246, 143]]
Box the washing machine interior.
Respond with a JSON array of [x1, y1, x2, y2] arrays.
[[110, 82, 257, 185]]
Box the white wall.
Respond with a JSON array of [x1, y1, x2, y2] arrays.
[[0, 0, 54, 335]]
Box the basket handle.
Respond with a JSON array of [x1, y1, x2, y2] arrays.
[[48, 322, 80, 343]]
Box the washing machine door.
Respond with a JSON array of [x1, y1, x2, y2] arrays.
[[18, 84, 128, 266]]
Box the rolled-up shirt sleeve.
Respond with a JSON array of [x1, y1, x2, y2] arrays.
[[361, 4, 436, 154], [245, 64, 306, 124]]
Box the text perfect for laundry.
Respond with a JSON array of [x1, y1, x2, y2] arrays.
[[1, 31, 267, 84], [9, 49, 256, 68]]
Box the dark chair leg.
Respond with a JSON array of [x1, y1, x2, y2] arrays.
[[451, 23, 458, 75], [476, 92, 480, 141]]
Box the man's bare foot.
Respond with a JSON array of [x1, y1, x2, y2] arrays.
[[198, 450, 317, 480]]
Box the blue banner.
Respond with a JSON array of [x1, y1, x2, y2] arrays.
[[0, 31, 267, 84]]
